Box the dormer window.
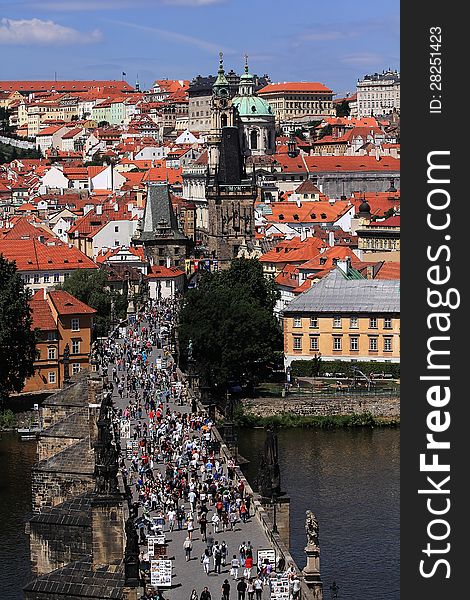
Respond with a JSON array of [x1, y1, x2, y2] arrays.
[[321, 213, 327, 219], [293, 214, 299, 220], [279, 214, 284, 220]]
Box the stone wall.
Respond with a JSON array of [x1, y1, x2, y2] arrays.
[[32, 468, 94, 512], [242, 394, 400, 419], [37, 435, 78, 462], [28, 520, 92, 576]]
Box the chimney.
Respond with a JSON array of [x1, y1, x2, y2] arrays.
[[296, 197, 301, 208], [366, 264, 375, 279], [114, 203, 119, 212], [328, 231, 335, 247], [300, 228, 307, 242], [96, 204, 103, 215], [336, 257, 351, 275]]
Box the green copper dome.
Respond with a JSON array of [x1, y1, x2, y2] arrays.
[[233, 95, 273, 117]]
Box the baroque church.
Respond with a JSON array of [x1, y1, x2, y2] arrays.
[[203, 53, 275, 263]]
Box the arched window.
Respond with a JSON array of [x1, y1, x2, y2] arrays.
[[250, 129, 258, 150], [221, 114, 228, 128]]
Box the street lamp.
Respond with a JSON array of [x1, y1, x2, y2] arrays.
[[330, 581, 340, 600]]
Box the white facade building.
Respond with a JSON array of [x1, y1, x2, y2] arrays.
[[356, 70, 400, 118]]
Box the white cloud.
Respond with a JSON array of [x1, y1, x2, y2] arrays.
[[0, 17, 102, 45], [109, 19, 233, 55], [301, 31, 345, 42], [22, 0, 224, 9], [341, 53, 384, 66]]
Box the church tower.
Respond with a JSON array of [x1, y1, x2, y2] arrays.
[[207, 52, 236, 169]]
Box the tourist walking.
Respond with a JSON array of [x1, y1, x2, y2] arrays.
[[253, 576, 263, 600], [236, 577, 248, 600], [246, 578, 255, 600], [230, 554, 240, 580], [189, 590, 198, 600], [200, 587, 211, 600], [221, 578, 231, 600], [201, 549, 211, 575], [183, 536, 192, 561]]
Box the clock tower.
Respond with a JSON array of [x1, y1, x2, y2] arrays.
[[207, 52, 236, 169]]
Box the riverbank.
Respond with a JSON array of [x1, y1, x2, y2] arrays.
[[234, 408, 399, 428], [233, 399, 400, 428]]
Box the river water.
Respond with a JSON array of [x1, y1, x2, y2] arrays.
[[0, 427, 399, 600], [0, 432, 36, 599], [238, 427, 400, 600]]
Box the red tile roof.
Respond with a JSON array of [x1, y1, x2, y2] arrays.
[[374, 261, 400, 280], [0, 239, 97, 271], [304, 156, 400, 172], [147, 265, 184, 279], [262, 200, 353, 225], [0, 80, 134, 93], [258, 82, 333, 94], [48, 290, 96, 315], [30, 294, 56, 331], [368, 216, 400, 227], [260, 236, 326, 264]]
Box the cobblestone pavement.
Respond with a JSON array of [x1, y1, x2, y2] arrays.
[[110, 323, 275, 600]]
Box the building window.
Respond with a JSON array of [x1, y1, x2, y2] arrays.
[[48, 371, 56, 384], [369, 337, 378, 351], [310, 336, 319, 351], [53, 273, 60, 283], [47, 331, 57, 341], [71, 318, 80, 331], [33, 273, 40, 284], [43, 273, 50, 283], [384, 317, 392, 329], [350, 336, 359, 351], [48, 346, 56, 360], [72, 363, 81, 374], [333, 316, 342, 328], [293, 317, 302, 328], [333, 337, 342, 351], [293, 336, 302, 350], [309, 316, 318, 328], [350, 316, 359, 329], [71, 339, 80, 354], [384, 337, 393, 352], [369, 317, 378, 329]]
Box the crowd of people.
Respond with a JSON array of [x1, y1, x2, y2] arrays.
[[98, 298, 303, 600]]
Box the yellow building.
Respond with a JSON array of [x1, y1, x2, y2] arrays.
[[282, 267, 400, 366]]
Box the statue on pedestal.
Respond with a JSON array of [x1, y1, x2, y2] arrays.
[[305, 510, 319, 547]]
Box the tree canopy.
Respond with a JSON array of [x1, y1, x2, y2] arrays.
[[0, 256, 36, 403], [178, 259, 283, 395], [60, 269, 127, 336]]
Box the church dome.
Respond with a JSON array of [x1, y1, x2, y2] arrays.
[[233, 95, 273, 117]]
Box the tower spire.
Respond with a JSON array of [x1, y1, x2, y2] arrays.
[[244, 53, 249, 75]]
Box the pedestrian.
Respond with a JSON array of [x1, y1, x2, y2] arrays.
[[236, 577, 247, 600], [201, 550, 211, 575], [187, 516, 195, 540], [253, 576, 263, 600], [221, 578, 231, 600], [213, 542, 222, 574], [243, 555, 253, 579], [246, 579, 255, 600], [189, 591, 198, 600], [221, 540, 228, 566], [230, 554, 240, 580], [200, 587, 211, 600], [183, 536, 192, 562], [292, 574, 301, 599]]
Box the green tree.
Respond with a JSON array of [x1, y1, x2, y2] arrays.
[[178, 259, 282, 395], [60, 269, 127, 336], [317, 124, 333, 140], [335, 100, 351, 117], [0, 256, 36, 404]]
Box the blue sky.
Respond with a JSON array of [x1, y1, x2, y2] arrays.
[[0, 0, 399, 96]]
